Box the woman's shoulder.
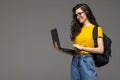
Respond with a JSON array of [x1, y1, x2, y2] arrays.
[[93, 25, 103, 30], [98, 25, 103, 31]]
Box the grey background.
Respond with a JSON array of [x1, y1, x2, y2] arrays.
[[0, 0, 119, 80]]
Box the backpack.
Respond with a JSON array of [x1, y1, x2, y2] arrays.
[[93, 25, 112, 67]]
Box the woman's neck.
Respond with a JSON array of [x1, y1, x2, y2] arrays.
[[83, 20, 93, 27]]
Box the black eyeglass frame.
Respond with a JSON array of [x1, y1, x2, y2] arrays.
[[74, 12, 84, 17]]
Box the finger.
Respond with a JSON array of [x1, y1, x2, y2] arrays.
[[55, 41, 59, 48]]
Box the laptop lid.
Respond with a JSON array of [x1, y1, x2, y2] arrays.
[[50, 28, 61, 48]]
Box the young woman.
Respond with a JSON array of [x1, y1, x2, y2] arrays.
[[55, 3, 104, 80]]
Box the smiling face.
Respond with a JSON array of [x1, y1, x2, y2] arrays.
[[75, 8, 88, 24]]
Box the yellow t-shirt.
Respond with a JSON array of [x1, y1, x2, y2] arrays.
[[74, 25, 103, 54]]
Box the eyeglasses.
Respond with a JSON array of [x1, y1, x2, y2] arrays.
[[75, 12, 84, 17]]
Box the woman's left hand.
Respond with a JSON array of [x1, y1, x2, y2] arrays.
[[73, 44, 84, 50]]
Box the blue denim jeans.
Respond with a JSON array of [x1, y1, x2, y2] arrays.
[[71, 54, 97, 80]]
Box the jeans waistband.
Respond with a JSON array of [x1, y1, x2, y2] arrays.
[[73, 53, 93, 58]]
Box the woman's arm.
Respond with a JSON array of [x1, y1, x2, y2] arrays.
[[73, 38, 104, 54]]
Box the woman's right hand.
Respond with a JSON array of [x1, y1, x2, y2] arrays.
[[54, 41, 63, 52], [54, 41, 73, 56]]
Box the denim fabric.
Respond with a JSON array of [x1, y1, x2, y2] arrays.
[[71, 54, 97, 80]]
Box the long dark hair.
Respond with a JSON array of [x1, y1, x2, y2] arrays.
[[70, 3, 98, 41]]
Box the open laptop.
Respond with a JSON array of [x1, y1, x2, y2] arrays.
[[50, 28, 75, 53]]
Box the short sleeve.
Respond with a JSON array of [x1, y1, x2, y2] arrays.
[[98, 26, 103, 38]]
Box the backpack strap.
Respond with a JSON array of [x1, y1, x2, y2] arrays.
[[93, 25, 98, 47]]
